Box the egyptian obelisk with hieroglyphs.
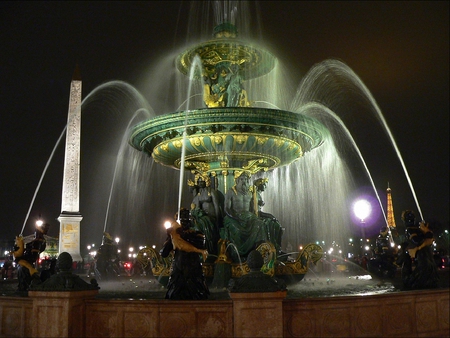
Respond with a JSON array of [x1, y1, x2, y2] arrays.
[[58, 66, 82, 261]]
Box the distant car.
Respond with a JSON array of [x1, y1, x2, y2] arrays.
[[441, 255, 450, 268], [123, 261, 133, 276]]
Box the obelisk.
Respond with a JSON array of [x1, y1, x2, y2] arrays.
[[58, 66, 83, 262]]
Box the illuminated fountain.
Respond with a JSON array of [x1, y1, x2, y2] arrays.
[[2, 4, 447, 338], [130, 22, 325, 285], [89, 2, 421, 290], [130, 23, 326, 190]]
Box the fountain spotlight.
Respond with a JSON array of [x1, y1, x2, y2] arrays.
[[353, 199, 372, 223], [353, 199, 373, 253]]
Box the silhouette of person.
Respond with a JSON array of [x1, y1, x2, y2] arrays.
[[162, 208, 209, 300]]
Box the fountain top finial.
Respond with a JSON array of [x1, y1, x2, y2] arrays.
[[213, 22, 238, 38]]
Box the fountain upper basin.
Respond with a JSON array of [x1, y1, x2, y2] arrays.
[[129, 107, 326, 175]]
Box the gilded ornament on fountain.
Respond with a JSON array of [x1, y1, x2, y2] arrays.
[[129, 22, 326, 187], [131, 22, 325, 283]]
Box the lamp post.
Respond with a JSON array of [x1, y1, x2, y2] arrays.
[[114, 237, 120, 259], [354, 199, 372, 255], [129, 247, 134, 259], [164, 221, 172, 229]]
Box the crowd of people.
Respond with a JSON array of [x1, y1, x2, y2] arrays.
[[1, 259, 15, 280]]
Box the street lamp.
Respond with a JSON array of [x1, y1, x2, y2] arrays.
[[354, 199, 371, 222], [353, 199, 372, 254]]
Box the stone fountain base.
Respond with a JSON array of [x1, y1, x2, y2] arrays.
[[1, 288, 448, 337], [0, 271, 448, 337]]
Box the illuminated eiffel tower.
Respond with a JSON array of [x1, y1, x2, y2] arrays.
[[386, 183, 396, 229], [386, 183, 400, 244]]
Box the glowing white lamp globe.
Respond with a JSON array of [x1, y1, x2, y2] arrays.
[[354, 199, 372, 222]]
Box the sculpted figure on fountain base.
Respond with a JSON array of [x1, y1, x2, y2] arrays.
[[220, 172, 283, 258]]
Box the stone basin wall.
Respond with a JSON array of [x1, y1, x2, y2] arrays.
[[0, 289, 448, 337]]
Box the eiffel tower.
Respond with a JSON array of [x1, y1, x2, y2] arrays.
[[386, 183, 396, 228], [386, 183, 399, 242]]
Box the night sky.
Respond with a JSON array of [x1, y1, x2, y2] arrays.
[[0, 1, 448, 249]]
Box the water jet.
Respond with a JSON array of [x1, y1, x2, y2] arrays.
[[130, 20, 329, 284]]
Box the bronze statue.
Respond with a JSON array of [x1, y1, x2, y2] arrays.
[[367, 226, 397, 279], [29, 252, 99, 291], [221, 172, 283, 257], [162, 208, 209, 300], [12, 222, 50, 291], [203, 62, 250, 108], [401, 210, 439, 289], [406, 221, 439, 289], [228, 250, 286, 293], [93, 232, 121, 280], [190, 175, 224, 255]]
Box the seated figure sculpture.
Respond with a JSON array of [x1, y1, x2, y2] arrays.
[[190, 175, 224, 256], [220, 172, 283, 258]]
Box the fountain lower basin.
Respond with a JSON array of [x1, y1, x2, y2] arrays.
[[1, 269, 448, 337]]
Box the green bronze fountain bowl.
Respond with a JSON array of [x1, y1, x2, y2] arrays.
[[176, 38, 276, 80], [129, 107, 326, 175]]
